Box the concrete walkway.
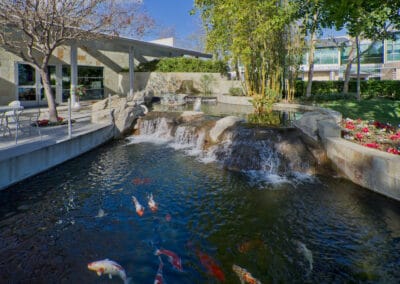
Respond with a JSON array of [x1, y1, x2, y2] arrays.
[[0, 101, 115, 190]]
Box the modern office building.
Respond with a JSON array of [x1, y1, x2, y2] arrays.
[[301, 35, 400, 81], [0, 36, 210, 106]]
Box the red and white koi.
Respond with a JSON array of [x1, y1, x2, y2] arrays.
[[87, 259, 130, 284], [153, 257, 165, 284], [132, 196, 144, 216], [148, 193, 158, 212], [232, 264, 261, 284], [155, 248, 183, 272]]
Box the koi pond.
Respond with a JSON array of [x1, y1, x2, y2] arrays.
[[1, 116, 400, 283]]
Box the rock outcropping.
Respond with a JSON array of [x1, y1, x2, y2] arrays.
[[91, 95, 145, 138]]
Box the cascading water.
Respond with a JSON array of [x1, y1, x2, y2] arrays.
[[128, 112, 321, 187]]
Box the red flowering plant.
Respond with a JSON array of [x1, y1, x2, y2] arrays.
[[341, 118, 400, 155], [37, 117, 65, 127]]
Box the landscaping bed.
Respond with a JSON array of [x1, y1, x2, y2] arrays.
[[341, 118, 400, 155]]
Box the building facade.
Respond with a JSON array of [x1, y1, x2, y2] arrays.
[[0, 37, 210, 106], [301, 35, 400, 81]]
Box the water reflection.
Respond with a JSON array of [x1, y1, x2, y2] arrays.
[[0, 142, 399, 283]]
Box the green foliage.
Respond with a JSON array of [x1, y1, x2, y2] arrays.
[[296, 80, 400, 100], [135, 57, 228, 74], [195, 0, 299, 105], [319, 99, 400, 126], [228, 87, 244, 96], [199, 74, 216, 96], [250, 88, 280, 114], [247, 111, 282, 126]]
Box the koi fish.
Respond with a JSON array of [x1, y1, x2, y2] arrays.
[[132, 178, 151, 185], [95, 208, 107, 218], [165, 213, 171, 222], [195, 249, 225, 282], [295, 241, 313, 274], [237, 239, 264, 253], [132, 196, 144, 216], [155, 248, 183, 272], [154, 257, 165, 284], [87, 259, 131, 284], [232, 264, 261, 284], [148, 193, 158, 212]]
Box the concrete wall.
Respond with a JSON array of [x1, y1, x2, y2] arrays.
[[216, 93, 252, 106], [0, 46, 123, 105], [0, 124, 114, 190], [325, 137, 400, 201], [119, 72, 243, 96], [290, 103, 400, 201]]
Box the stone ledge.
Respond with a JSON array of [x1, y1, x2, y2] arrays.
[[326, 137, 400, 201]]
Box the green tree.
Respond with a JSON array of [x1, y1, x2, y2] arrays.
[[323, 0, 400, 100], [294, 0, 326, 98], [194, 0, 297, 112], [0, 0, 152, 122]]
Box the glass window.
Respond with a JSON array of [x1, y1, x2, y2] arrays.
[[341, 42, 383, 64], [18, 88, 36, 101], [314, 48, 339, 65], [18, 64, 35, 86], [62, 65, 104, 101], [387, 35, 400, 62]]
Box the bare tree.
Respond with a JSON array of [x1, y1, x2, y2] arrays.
[[0, 0, 152, 122]]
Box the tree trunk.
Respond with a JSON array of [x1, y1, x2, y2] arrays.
[[39, 69, 59, 122], [356, 35, 361, 101], [343, 39, 356, 94], [306, 11, 318, 98]]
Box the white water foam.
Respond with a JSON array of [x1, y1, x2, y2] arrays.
[[127, 117, 318, 189]]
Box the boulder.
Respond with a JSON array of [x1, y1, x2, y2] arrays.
[[91, 95, 145, 137], [209, 116, 243, 143], [180, 111, 204, 123], [293, 111, 334, 141]]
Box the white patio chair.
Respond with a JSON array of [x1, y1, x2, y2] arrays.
[[0, 111, 11, 137], [17, 109, 42, 138], [5, 100, 23, 123]]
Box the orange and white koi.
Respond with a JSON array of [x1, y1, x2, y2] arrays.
[[87, 259, 130, 284], [232, 264, 261, 284], [153, 257, 165, 284], [155, 248, 183, 272], [132, 196, 144, 216], [148, 193, 158, 212]]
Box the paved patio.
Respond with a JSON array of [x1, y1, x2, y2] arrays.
[[0, 101, 110, 153]]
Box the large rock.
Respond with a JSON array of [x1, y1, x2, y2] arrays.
[[180, 111, 204, 123], [209, 116, 243, 143], [293, 111, 335, 141], [91, 95, 145, 137]]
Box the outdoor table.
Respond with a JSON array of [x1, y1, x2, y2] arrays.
[[0, 105, 24, 142]]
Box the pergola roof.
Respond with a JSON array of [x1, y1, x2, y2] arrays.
[[76, 35, 212, 59]]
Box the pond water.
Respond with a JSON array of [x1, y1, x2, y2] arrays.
[[1, 137, 400, 283], [153, 102, 303, 127]]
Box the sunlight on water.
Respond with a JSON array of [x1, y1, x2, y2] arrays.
[[0, 139, 400, 282]]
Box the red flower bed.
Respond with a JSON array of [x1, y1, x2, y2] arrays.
[[341, 118, 400, 155], [37, 117, 64, 127]]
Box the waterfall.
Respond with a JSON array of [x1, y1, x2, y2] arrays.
[[126, 117, 172, 144], [128, 113, 319, 187], [193, 98, 202, 112]]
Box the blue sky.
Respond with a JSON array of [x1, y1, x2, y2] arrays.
[[142, 0, 200, 40]]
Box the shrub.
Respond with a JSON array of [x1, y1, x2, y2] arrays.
[[228, 87, 244, 96], [295, 80, 400, 100], [135, 57, 228, 74], [199, 74, 216, 96]]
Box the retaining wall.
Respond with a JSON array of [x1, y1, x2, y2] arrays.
[[0, 124, 114, 190], [287, 102, 400, 201]]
